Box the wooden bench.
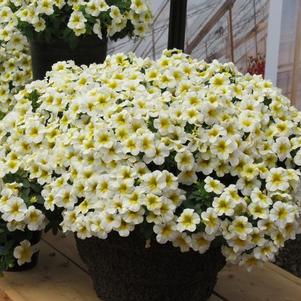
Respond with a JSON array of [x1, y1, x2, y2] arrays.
[[1, 233, 301, 301]]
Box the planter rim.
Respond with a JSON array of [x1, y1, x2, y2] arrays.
[[29, 34, 108, 46]]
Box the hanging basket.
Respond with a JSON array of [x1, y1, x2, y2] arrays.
[[30, 35, 108, 80], [75, 231, 225, 301], [7, 230, 42, 272]]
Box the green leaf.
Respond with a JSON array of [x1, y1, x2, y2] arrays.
[[138, 221, 155, 240], [28, 90, 41, 112]]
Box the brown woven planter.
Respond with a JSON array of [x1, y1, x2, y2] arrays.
[[75, 231, 225, 301], [276, 235, 301, 278]]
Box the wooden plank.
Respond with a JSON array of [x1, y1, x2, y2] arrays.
[[0, 289, 13, 301], [43, 232, 86, 271], [0, 287, 25, 301], [0, 241, 101, 301], [265, 263, 301, 287], [209, 294, 224, 301], [215, 264, 301, 301]]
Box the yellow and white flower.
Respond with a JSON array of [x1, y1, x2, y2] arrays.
[[270, 201, 296, 228], [177, 208, 200, 232], [13, 240, 33, 266], [2, 196, 27, 222], [204, 176, 225, 195], [154, 222, 177, 244], [175, 150, 195, 171], [210, 137, 236, 160], [191, 232, 214, 254], [212, 196, 235, 216], [25, 206, 45, 231], [266, 168, 289, 192], [201, 208, 219, 235], [273, 137, 291, 161], [228, 216, 253, 240]]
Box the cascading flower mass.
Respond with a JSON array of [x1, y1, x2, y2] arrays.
[[0, 24, 32, 117], [0, 0, 153, 45], [1, 50, 301, 270]]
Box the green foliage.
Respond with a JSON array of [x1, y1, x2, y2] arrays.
[[162, 152, 177, 172], [147, 117, 156, 133], [264, 97, 272, 106], [107, 0, 131, 11], [138, 221, 155, 240], [110, 20, 135, 41], [0, 170, 61, 273], [44, 208, 64, 235], [28, 90, 40, 112], [17, 20, 35, 41], [184, 181, 215, 214], [0, 222, 35, 275], [3, 172, 43, 209], [184, 123, 196, 134]]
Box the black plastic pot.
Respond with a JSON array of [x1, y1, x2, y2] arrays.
[[8, 231, 42, 272], [30, 36, 108, 80], [276, 234, 301, 278], [75, 231, 225, 301]]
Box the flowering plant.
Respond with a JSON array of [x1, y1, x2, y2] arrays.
[[0, 176, 44, 273], [0, 17, 38, 273], [1, 50, 301, 271], [0, 0, 152, 46], [0, 24, 32, 117], [0, 172, 63, 273]]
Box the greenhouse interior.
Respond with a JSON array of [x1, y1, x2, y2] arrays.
[[1, 1, 301, 301]]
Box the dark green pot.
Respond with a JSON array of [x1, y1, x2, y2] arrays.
[[7, 230, 42, 272], [30, 35, 108, 80]]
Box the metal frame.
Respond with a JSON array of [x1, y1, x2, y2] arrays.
[[264, 0, 283, 84], [167, 0, 188, 51]]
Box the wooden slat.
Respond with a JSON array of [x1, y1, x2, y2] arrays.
[[0, 289, 13, 301], [0, 241, 100, 301], [43, 233, 86, 271], [215, 264, 301, 301], [210, 294, 224, 301], [265, 263, 301, 287]]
